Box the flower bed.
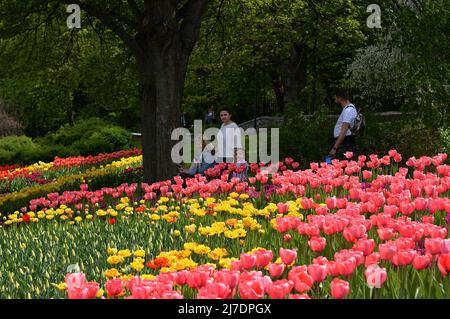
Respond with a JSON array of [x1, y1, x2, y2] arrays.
[[0, 151, 449, 299], [0, 148, 142, 194]]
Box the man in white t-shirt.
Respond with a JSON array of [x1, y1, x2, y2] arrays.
[[329, 89, 358, 160]]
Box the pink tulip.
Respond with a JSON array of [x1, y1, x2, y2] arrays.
[[307, 264, 327, 283], [308, 236, 326, 252], [425, 238, 443, 255], [267, 280, 294, 299], [354, 238, 375, 256], [65, 273, 86, 290], [365, 253, 381, 267], [175, 270, 189, 285], [377, 228, 395, 241], [238, 280, 265, 299], [255, 250, 273, 268], [292, 272, 314, 293], [330, 278, 350, 299], [240, 253, 257, 269], [214, 270, 240, 289], [336, 257, 357, 277], [187, 270, 210, 289], [277, 202, 289, 214], [289, 294, 311, 299], [105, 279, 124, 297], [379, 243, 397, 261], [364, 265, 387, 288], [197, 282, 231, 299], [268, 263, 285, 278], [279, 248, 297, 265], [413, 254, 432, 270]]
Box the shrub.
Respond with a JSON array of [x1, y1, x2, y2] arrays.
[[279, 109, 332, 166], [280, 109, 444, 166], [0, 136, 53, 165], [0, 118, 132, 165], [78, 126, 132, 156], [438, 127, 450, 155], [38, 118, 132, 158]]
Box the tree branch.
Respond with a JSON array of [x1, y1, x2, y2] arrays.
[[58, 0, 144, 59], [178, 0, 208, 52], [127, 0, 144, 22]]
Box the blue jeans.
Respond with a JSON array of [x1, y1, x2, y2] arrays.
[[187, 162, 215, 176]]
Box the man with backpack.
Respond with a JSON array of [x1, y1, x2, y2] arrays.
[[328, 89, 363, 160]]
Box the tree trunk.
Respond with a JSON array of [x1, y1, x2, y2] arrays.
[[270, 71, 285, 113], [284, 43, 308, 109], [138, 37, 189, 182]]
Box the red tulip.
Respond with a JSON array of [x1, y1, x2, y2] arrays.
[[437, 253, 450, 276], [413, 254, 432, 270], [292, 271, 314, 293], [393, 249, 417, 266], [330, 278, 350, 299], [105, 279, 124, 297], [425, 238, 443, 255]]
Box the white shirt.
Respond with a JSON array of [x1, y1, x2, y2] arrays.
[[217, 122, 242, 158], [334, 104, 357, 138], [192, 147, 215, 165]]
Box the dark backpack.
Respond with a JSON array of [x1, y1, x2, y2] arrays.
[[346, 105, 365, 136]]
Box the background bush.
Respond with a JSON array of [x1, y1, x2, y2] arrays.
[[0, 118, 133, 165], [280, 109, 446, 167], [0, 136, 53, 164]]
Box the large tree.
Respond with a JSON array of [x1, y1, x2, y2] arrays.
[[0, 0, 209, 182]]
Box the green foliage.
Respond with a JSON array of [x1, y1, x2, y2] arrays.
[[438, 127, 450, 155], [0, 119, 132, 165], [185, 0, 367, 121], [77, 126, 133, 156], [0, 1, 140, 137], [348, 0, 449, 123], [0, 136, 52, 165], [358, 116, 442, 159], [280, 110, 446, 166], [279, 108, 332, 165], [40, 118, 132, 157]]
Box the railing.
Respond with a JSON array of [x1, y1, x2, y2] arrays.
[[131, 112, 409, 138], [239, 112, 408, 129]]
